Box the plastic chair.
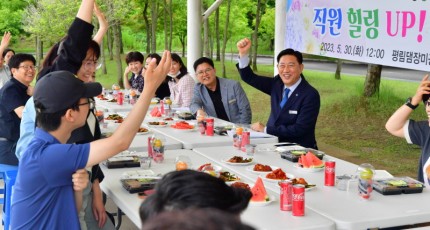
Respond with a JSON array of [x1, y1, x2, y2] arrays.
[[0, 164, 18, 204], [2, 169, 17, 230]]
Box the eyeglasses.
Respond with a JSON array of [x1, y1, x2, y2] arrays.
[[18, 65, 37, 71], [78, 98, 96, 110], [426, 100, 430, 107], [196, 68, 213, 77], [83, 61, 101, 71]]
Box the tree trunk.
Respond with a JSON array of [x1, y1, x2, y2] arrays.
[[364, 64, 382, 97], [164, 0, 169, 50], [215, 8, 220, 61], [113, 22, 123, 87], [151, 1, 158, 53], [100, 40, 107, 75], [252, 0, 265, 71], [107, 28, 114, 61], [143, 1, 151, 55], [335, 59, 342, 80], [169, 0, 173, 51], [119, 24, 124, 54], [180, 34, 186, 57], [221, 0, 232, 78], [36, 36, 43, 71]]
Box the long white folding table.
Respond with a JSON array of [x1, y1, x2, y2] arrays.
[[100, 149, 336, 230], [192, 144, 430, 230], [95, 98, 134, 113], [147, 117, 279, 149]]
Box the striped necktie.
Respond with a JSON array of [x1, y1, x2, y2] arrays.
[[279, 88, 290, 108]]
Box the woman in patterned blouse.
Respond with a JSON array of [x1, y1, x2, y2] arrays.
[[167, 53, 196, 107], [123, 51, 145, 93]]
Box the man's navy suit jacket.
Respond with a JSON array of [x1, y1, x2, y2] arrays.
[[237, 64, 320, 149]]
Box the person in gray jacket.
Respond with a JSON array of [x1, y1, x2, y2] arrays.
[[190, 57, 251, 124]]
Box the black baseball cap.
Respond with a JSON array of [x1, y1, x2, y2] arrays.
[[34, 71, 102, 113]]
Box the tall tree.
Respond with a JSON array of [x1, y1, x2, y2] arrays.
[[215, 8, 221, 61], [251, 0, 266, 71], [150, 1, 159, 53], [335, 59, 342, 80], [221, 0, 232, 78], [164, 0, 169, 50], [142, 0, 151, 54], [364, 64, 382, 97]]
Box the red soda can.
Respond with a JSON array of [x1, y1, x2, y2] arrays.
[[147, 137, 153, 158], [279, 180, 293, 211], [117, 92, 124, 105], [324, 160, 336, 186], [292, 184, 305, 216], [240, 131, 250, 152], [205, 118, 214, 136]]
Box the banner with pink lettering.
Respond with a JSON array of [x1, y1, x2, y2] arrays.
[[285, 0, 430, 71]]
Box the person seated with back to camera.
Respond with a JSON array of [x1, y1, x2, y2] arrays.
[[141, 208, 256, 230], [190, 57, 252, 124], [139, 169, 252, 225]]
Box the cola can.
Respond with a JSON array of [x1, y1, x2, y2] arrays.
[[292, 184, 305, 216], [117, 92, 124, 105], [279, 180, 293, 211], [205, 118, 214, 136], [324, 160, 336, 186], [240, 131, 250, 152]]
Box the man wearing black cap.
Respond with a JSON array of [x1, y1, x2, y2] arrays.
[[11, 51, 171, 229], [386, 75, 430, 185]]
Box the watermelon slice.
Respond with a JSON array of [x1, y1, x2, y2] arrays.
[[251, 177, 269, 202], [150, 106, 159, 116], [305, 151, 324, 168], [300, 154, 311, 168]]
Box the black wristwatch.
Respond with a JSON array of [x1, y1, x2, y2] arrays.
[[405, 97, 418, 110]]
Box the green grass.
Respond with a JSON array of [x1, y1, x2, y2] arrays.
[[96, 56, 423, 179]]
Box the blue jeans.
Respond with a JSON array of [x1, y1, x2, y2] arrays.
[[0, 139, 18, 165]]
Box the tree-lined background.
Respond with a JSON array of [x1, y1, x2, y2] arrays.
[[1, 0, 276, 85]]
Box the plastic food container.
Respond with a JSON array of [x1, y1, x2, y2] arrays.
[[373, 177, 424, 195], [280, 148, 325, 162]]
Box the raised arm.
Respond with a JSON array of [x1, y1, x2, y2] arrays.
[[92, 3, 108, 45], [0, 32, 11, 68], [386, 75, 430, 137], [77, 0, 94, 23], [87, 51, 172, 167], [237, 37, 251, 58]]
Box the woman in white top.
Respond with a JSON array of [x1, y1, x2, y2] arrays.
[[167, 53, 195, 108]]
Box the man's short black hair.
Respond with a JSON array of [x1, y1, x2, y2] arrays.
[[193, 57, 214, 71], [276, 48, 303, 64], [126, 51, 144, 65], [8, 53, 36, 69], [35, 100, 81, 131]]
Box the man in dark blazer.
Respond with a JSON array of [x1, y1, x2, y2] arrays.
[[190, 57, 252, 124], [236, 38, 320, 149]]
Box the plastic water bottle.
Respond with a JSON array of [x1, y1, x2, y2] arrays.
[[357, 163, 375, 199]]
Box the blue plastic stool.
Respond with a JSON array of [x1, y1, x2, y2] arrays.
[[0, 164, 18, 205], [3, 169, 17, 230]]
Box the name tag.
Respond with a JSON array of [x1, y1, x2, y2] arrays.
[[228, 99, 237, 104], [289, 110, 298, 114]]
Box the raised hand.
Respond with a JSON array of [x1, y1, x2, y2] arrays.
[[0, 32, 11, 51], [236, 38, 252, 58], [144, 50, 172, 93]]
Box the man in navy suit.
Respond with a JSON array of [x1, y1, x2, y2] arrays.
[[236, 38, 320, 149], [190, 57, 252, 124]]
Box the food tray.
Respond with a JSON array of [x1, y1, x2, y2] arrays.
[[279, 148, 325, 162], [105, 156, 140, 169], [177, 112, 195, 120], [121, 178, 160, 193], [373, 177, 424, 195]]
